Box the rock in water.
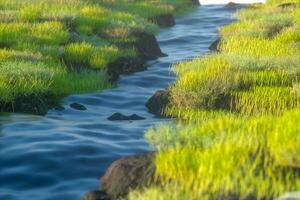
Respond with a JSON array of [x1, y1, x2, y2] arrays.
[[146, 90, 170, 117], [130, 114, 146, 120], [99, 153, 156, 200], [70, 102, 87, 111], [54, 105, 65, 111], [107, 57, 146, 81], [133, 30, 167, 60], [107, 113, 146, 121]]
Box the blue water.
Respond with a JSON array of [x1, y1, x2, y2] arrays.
[[0, 5, 236, 200]]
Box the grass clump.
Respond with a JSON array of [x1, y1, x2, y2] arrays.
[[19, 5, 42, 22], [32, 21, 69, 45], [64, 42, 94, 64], [170, 56, 241, 110]]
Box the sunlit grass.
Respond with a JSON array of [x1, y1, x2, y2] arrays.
[[32, 21, 69, 45], [0, 0, 194, 109], [127, 1, 300, 199], [231, 86, 300, 115], [220, 36, 300, 57], [129, 110, 300, 200]]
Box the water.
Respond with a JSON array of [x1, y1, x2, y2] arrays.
[[0, 5, 236, 200]]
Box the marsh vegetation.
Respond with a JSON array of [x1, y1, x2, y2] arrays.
[[0, 0, 194, 114], [129, 1, 300, 199]]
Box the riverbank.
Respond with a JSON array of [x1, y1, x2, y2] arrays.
[[94, 1, 300, 199], [0, 0, 199, 115]]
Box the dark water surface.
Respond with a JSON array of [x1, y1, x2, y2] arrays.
[[0, 5, 235, 200]]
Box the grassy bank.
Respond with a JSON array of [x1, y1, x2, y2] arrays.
[[0, 0, 195, 114], [129, 1, 300, 199]]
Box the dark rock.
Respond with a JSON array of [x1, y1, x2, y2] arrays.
[[133, 30, 167, 60], [54, 105, 65, 111], [190, 0, 200, 5], [146, 90, 170, 117], [82, 191, 110, 200], [107, 57, 146, 81], [106, 30, 166, 81], [99, 153, 156, 200], [209, 38, 221, 52], [225, 2, 241, 8], [107, 113, 146, 121], [70, 102, 87, 111], [129, 114, 146, 120], [149, 14, 175, 27]]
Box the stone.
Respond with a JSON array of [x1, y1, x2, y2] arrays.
[[70, 102, 87, 111], [209, 38, 221, 51], [133, 30, 167, 60], [106, 30, 166, 81], [54, 105, 65, 111], [99, 153, 156, 200], [107, 113, 146, 121], [146, 90, 170, 117], [107, 57, 146, 81]]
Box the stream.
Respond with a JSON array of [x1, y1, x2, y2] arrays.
[[0, 5, 236, 200]]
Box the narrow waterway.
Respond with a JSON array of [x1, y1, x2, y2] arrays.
[[0, 5, 236, 200]]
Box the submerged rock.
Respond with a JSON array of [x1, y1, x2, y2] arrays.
[[149, 14, 176, 27], [54, 105, 65, 111], [99, 153, 156, 200], [146, 90, 170, 117], [107, 113, 146, 121], [70, 102, 87, 111]]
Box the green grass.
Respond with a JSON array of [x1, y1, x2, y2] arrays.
[[129, 110, 300, 200], [0, 0, 195, 111], [128, 0, 300, 199]]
